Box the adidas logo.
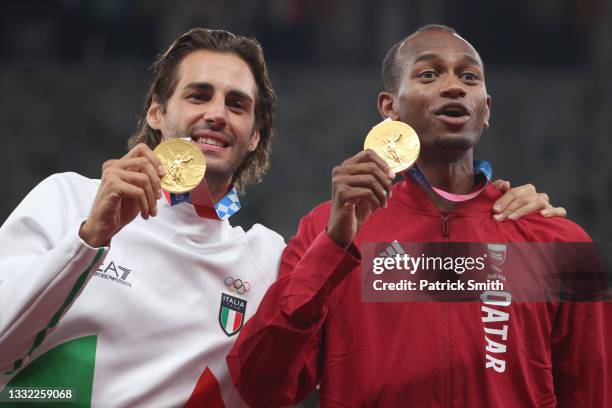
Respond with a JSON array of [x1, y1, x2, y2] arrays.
[[380, 241, 407, 257]]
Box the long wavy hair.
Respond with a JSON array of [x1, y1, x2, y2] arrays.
[[128, 28, 276, 192]]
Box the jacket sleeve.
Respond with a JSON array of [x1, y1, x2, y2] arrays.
[[552, 301, 609, 407], [227, 208, 359, 407], [550, 226, 610, 407], [0, 174, 107, 373]]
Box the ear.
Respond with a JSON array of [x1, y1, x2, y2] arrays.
[[378, 92, 400, 121], [248, 128, 260, 152], [483, 95, 492, 129], [146, 99, 163, 130]]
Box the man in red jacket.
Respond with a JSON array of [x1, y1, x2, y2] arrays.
[[227, 24, 609, 407]]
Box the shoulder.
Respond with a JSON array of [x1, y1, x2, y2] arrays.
[[39, 172, 100, 196], [3, 172, 99, 239], [515, 214, 592, 242], [13, 172, 98, 214], [245, 223, 286, 249], [244, 223, 286, 258], [242, 223, 286, 280]]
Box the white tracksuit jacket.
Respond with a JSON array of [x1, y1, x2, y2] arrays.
[[0, 172, 285, 407]]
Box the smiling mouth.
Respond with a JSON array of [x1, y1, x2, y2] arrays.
[[192, 136, 229, 148]]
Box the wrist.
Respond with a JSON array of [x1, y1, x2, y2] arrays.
[[325, 226, 352, 250], [79, 220, 110, 248]]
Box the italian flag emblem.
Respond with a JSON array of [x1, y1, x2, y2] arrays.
[[219, 293, 247, 336]]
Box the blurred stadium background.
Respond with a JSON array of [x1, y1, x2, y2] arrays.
[[1, 0, 611, 243]]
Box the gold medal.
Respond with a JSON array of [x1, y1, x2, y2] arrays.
[[364, 120, 420, 173], [154, 139, 206, 193]]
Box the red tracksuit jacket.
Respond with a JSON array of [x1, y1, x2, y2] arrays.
[[228, 178, 609, 407]]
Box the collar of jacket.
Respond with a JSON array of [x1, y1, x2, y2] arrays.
[[393, 175, 503, 217]]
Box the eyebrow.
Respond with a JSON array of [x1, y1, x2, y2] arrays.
[[412, 53, 483, 68], [184, 82, 254, 104]]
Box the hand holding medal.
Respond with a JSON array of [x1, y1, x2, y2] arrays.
[[327, 119, 420, 248], [79, 143, 166, 247]]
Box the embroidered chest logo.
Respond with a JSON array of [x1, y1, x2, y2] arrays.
[[219, 293, 247, 337], [94, 261, 132, 288]]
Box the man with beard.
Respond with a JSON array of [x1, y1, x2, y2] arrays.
[[228, 25, 608, 407], [0, 28, 283, 407]]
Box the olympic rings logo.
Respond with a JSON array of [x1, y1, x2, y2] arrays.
[[225, 276, 251, 294]]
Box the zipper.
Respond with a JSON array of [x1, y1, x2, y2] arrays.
[[443, 302, 451, 407], [441, 215, 451, 239], [441, 216, 451, 407]]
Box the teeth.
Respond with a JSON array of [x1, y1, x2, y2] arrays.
[[196, 137, 224, 147]]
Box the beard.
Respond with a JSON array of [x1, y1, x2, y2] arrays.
[[432, 131, 481, 151], [204, 156, 241, 183], [433, 136, 473, 150]]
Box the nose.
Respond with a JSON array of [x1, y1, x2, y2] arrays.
[[439, 76, 466, 99], [203, 96, 228, 130]]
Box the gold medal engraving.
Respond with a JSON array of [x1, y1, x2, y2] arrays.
[[364, 120, 420, 173], [154, 139, 206, 193]]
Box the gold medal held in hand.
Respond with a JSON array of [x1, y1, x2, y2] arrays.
[[154, 139, 206, 193], [364, 120, 420, 173]]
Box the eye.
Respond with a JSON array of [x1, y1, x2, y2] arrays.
[[417, 70, 438, 79], [460, 72, 479, 81], [188, 93, 209, 102], [227, 98, 247, 112]]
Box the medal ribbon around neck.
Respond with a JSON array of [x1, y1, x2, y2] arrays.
[[363, 118, 492, 202], [155, 138, 241, 220], [163, 186, 241, 221], [407, 160, 493, 202]]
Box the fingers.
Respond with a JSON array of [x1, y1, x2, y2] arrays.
[[118, 169, 158, 218], [541, 206, 567, 218], [101, 144, 165, 216], [114, 177, 151, 219], [498, 197, 540, 221], [125, 143, 164, 175], [335, 182, 385, 209], [492, 179, 510, 192], [334, 150, 395, 203], [492, 183, 534, 216], [333, 165, 392, 207], [326, 150, 394, 247], [102, 167, 156, 218], [344, 150, 395, 179], [493, 183, 555, 221], [114, 157, 163, 200]]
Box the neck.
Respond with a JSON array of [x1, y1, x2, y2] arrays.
[[415, 149, 475, 212], [205, 174, 233, 204]]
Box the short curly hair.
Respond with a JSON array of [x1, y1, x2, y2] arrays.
[[128, 28, 276, 192]]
